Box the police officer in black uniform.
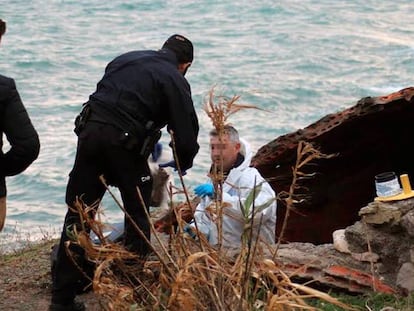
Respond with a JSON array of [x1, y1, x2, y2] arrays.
[[0, 19, 40, 232], [50, 34, 199, 311]]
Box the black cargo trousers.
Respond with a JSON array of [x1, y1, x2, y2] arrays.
[[51, 120, 153, 304]]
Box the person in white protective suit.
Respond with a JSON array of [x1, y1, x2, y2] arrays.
[[187, 125, 277, 248]]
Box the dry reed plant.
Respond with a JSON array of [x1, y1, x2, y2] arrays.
[[64, 88, 354, 310], [275, 141, 336, 251], [203, 87, 265, 248]]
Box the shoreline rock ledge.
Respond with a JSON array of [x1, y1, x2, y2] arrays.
[[345, 197, 414, 295], [267, 197, 414, 296]]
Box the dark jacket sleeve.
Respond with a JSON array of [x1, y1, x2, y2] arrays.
[[165, 77, 199, 171], [0, 76, 40, 184]]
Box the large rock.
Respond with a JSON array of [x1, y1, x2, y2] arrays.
[[265, 182, 414, 296], [252, 87, 414, 244], [343, 198, 414, 294]]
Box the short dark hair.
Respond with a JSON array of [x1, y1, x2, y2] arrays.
[[209, 125, 240, 143], [0, 19, 6, 38], [162, 34, 193, 63]]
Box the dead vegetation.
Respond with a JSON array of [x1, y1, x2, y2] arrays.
[[275, 141, 336, 249], [55, 88, 357, 310]]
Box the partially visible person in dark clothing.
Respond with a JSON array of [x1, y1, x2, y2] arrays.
[[50, 34, 199, 311], [0, 19, 40, 232]]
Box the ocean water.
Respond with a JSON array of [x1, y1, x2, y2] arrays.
[[1, 0, 413, 248]]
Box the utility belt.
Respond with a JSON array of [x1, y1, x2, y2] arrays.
[[74, 103, 161, 159], [120, 120, 162, 159]]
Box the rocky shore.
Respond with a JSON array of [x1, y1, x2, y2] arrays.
[[1, 192, 413, 311]]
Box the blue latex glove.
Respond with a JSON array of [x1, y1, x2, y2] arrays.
[[158, 160, 177, 169], [151, 143, 163, 162], [194, 183, 214, 198], [183, 224, 196, 239], [183, 223, 211, 241], [158, 160, 186, 175]]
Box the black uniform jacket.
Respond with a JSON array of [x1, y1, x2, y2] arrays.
[[0, 74, 40, 196], [88, 48, 199, 171]]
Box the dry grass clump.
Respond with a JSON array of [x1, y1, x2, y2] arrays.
[[68, 207, 353, 310], [275, 141, 336, 250], [63, 88, 354, 310], [203, 87, 263, 134]]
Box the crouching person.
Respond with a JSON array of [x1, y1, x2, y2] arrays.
[[187, 125, 277, 248]]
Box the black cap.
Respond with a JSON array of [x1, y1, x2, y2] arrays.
[[162, 34, 193, 63]]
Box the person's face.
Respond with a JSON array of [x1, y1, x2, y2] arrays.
[[210, 134, 241, 172]]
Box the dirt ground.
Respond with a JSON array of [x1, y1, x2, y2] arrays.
[[0, 240, 103, 311], [0, 208, 169, 311], [0, 239, 373, 311], [0, 231, 404, 310]]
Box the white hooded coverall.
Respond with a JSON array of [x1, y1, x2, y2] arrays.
[[191, 138, 277, 248]]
